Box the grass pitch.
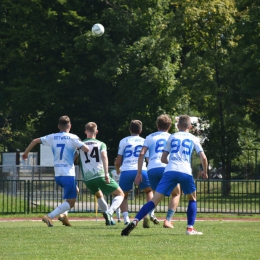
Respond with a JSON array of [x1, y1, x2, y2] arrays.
[[0, 218, 259, 260]]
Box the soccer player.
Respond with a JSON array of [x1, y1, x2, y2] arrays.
[[115, 120, 155, 228], [22, 115, 90, 227], [79, 122, 124, 225], [121, 115, 208, 236], [135, 114, 180, 228]]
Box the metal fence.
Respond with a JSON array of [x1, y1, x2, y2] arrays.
[[0, 166, 259, 214]]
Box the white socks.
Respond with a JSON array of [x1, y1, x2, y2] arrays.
[[107, 196, 124, 215], [48, 202, 70, 219], [116, 207, 121, 219], [123, 211, 130, 224], [98, 197, 109, 212]]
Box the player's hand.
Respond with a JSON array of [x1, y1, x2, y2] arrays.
[[201, 171, 208, 179], [105, 174, 110, 184], [22, 153, 28, 161], [134, 174, 142, 185]]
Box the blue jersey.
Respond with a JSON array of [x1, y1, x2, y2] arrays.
[[143, 131, 170, 171], [163, 131, 203, 175]]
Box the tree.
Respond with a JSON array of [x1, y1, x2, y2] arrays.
[[235, 0, 260, 129], [0, 0, 181, 162], [168, 0, 247, 194]]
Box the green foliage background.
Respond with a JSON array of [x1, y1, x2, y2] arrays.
[[0, 0, 259, 169]]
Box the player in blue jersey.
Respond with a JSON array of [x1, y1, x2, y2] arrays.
[[135, 114, 180, 228], [115, 120, 154, 227], [22, 115, 90, 227], [122, 115, 208, 236]]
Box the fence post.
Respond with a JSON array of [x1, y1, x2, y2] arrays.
[[27, 180, 30, 214], [12, 165, 17, 196]]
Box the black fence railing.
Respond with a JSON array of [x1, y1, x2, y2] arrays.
[[0, 179, 259, 214]]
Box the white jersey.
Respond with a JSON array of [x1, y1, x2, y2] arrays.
[[163, 131, 203, 175], [41, 132, 84, 176], [143, 131, 170, 171], [117, 135, 148, 171], [79, 138, 106, 181]]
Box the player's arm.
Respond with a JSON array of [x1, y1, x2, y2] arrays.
[[101, 150, 110, 183], [115, 155, 122, 175], [22, 138, 41, 161], [81, 144, 90, 153], [161, 151, 169, 164], [199, 151, 208, 179], [135, 146, 148, 185]]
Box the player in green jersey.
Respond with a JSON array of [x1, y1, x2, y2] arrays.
[[79, 122, 124, 225]]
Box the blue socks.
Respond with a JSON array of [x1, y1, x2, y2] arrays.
[[187, 200, 197, 226], [135, 201, 155, 221]]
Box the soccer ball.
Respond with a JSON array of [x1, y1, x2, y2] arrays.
[[91, 23, 105, 37]]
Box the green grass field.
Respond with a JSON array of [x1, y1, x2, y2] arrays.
[[0, 217, 259, 260]]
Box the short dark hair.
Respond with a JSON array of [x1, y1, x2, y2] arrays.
[[178, 115, 191, 129], [156, 114, 172, 130], [58, 116, 71, 126], [130, 120, 142, 134]]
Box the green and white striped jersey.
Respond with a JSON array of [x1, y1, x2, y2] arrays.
[[79, 138, 107, 181]]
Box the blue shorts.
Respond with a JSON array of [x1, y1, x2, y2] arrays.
[[156, 171, 196, 196], [55, 176, 77, 199], [119, 170, 150, 192], [147, 167, 165, 190]]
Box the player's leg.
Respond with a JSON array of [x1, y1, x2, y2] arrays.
[[121, 170, 178, 236], [59, 185, 78, 222], [97, 178, 124, 225], [57, 181, 77, 227], [43, 176, 76, 227], [115, 180, 121, 222], [95, 190, 108, 212], [142, 186, 153, 228], [186, 191, 202, 235], [106, 186, 124, 219], [120, 191, 130, 224], [140, 169, 157, 227], [179, 173, 202, 235], [164, 184, 181, 228], [116, 207, 121, 222], [95, 190, 113, 225], [147, 168, 164, 225], [83, 178, 112, 225], [119, 170, 136, 225], [57, 197, 75, 227], [121, 192, 164, 236]]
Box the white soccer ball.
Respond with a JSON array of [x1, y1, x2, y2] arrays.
[[92, 23, 105, 37]]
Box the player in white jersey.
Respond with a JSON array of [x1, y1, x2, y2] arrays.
[[79, 122, 124, 225], [135, 114, 180, 228], [22, 115, 90, 227], [115, 120, 154, 227], [122, 115, 208, 236]]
